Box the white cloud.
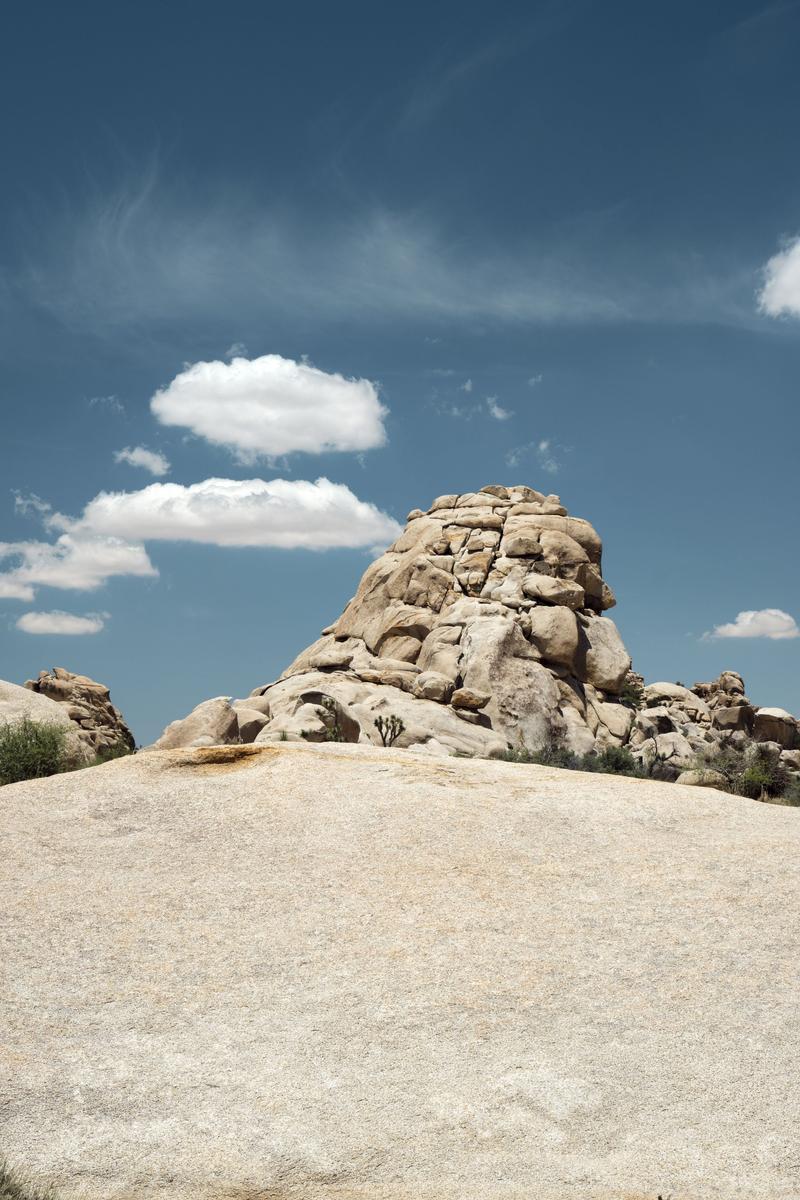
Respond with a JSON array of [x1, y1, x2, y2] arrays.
[[486, 396, 513, 421], [62, 477, 402, 550], [88, 394, 125, 414], [528, 373, 544, 387], [705, 608, 800, 641], [0, 534, 157, 598], [151, 354, 388, 462], [0, 577, 35, 601], [757, 237, 800, 317], [461, 378, 473, 393], [505, 438, 560, 473], [114, 446, 171, 476], [16, 610, 106, 635], [13, 492, 52, 519], [225, 341, 247, 359]]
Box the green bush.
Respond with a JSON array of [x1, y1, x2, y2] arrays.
[[0, 718, 69, 786], [503, 740, 646, 779], [90, 741, 134, 766], [0, 1159, 57, 1200]]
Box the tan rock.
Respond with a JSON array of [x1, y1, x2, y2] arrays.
[[522, 574, 585, 609], [527, 606, 580, 669], [150, 697, 239, 750], [451, 687, 489, 710], [578, 617, 631, 694]]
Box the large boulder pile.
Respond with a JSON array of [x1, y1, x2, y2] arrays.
[[23, 667, 135, 755], [629, 670, 800, 782], [152, 484, 634, 757]]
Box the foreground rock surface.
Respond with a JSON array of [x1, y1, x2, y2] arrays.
[[2, 743, 798, 1199]]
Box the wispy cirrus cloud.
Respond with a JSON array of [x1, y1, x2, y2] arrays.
[[0, 166, 762, 342], [505, 438, 561, 474]]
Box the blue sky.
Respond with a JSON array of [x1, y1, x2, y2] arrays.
[[2, 0, 800, 744]]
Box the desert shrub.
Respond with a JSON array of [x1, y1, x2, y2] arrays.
[[502, 742, 578, 768], [594, 745, 644, 776], [0, 1160, 57, 1200], [503, 741, 646, 778], [691, 743, 795, 803], [0, 718, 69, 786], [374, 714, 405, 747], [92, 741, 134, 764], [774, 776, 800, 806], [619, 677, 644, 710], [736, 744, 788, 801]]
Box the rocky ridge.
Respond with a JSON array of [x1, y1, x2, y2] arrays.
[[154, 484, 635, 757], [628, 669, 800, 783], [23, 667, 135, 755]]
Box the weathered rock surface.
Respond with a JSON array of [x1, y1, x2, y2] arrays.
[[23, 667, 134, 754], [153, 485, 632, 757], [0, 679, 92, 766], [2, 742, 799, 1199]]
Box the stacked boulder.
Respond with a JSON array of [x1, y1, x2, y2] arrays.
[[24, 668, 135, 756], [628, 670, 800, 782], [152, 484, 634, 757]]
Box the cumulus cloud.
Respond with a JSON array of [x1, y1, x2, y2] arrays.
[[705, 608, 800, 641], [0, 534, 157, 598], [528, 373, 544, 387], [16, 610, 106, 635], [114, 446, 171, 476], [461, 379, 473, 393], [486, 396, 513, 421], [758, 237, 800, 317], [150, 354, 388, 462], [60, 477, 402, 550], [0, 478, 399, 602]]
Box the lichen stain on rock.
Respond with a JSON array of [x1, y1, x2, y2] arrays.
[[165, 745, 280, 772]]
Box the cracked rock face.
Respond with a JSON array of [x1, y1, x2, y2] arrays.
[[24, 667, 135, 755], [153, 484, 634, 757]]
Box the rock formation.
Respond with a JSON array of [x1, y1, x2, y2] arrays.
[[153, 484, 635, 756], [629, 670, 800, 783], [23, 667, 135, 755]]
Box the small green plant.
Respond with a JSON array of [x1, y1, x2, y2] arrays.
[[374, 713, 405, 747], [319, 696, 345, 742], [88, 741, 134, 767], [619, 677, 644, 710], [0, 718, 69, 786], [0, 1159, 58, 1200]]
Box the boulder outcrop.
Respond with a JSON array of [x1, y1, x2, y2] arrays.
[[24, 667, 135, 755], [630, 670, 800, 782], [153, 485, 633, 757]]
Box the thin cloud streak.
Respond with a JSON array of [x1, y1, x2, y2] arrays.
[[0, 170, 764, 341]]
